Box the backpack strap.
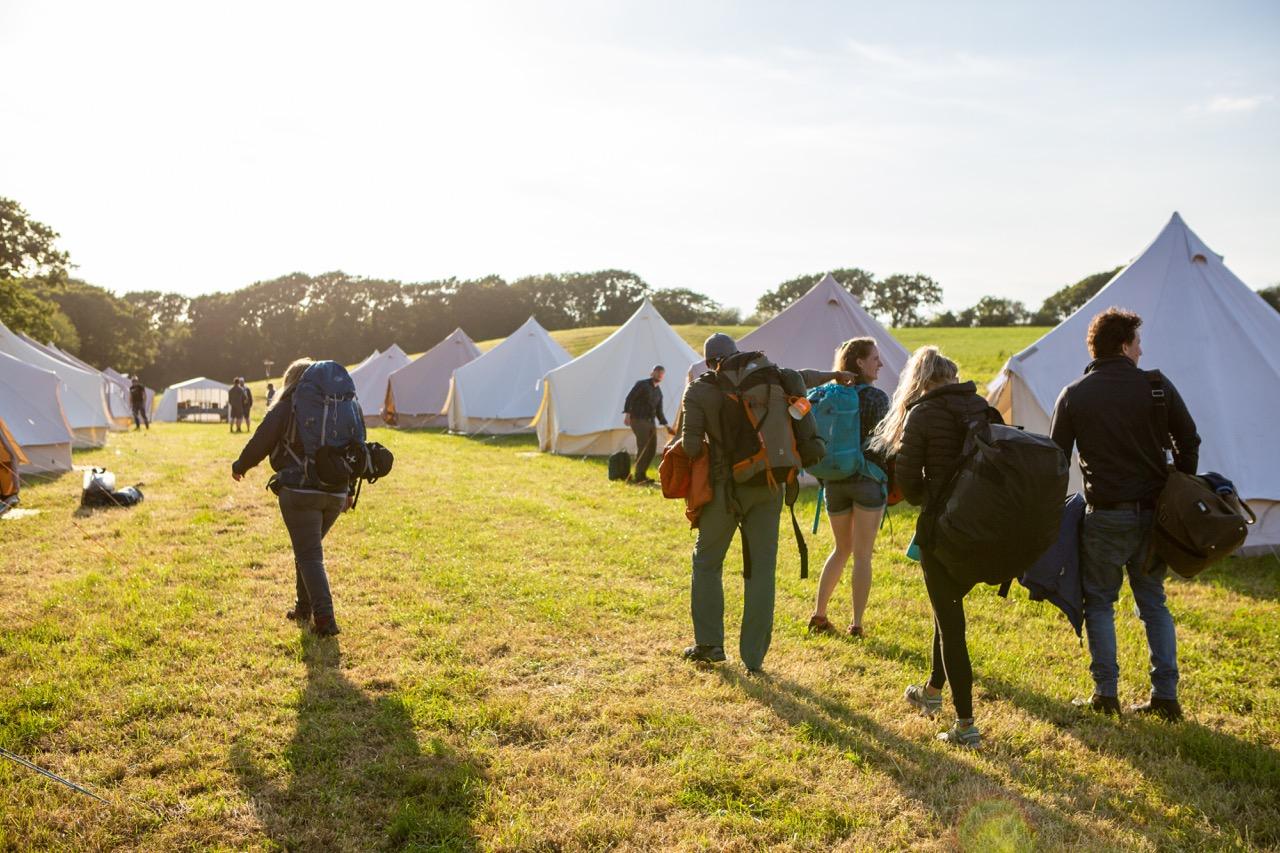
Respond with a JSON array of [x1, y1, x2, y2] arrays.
[[1146, 370, 1172, 451], [812, 484, 825, 534], [786, 473, 808, 579]]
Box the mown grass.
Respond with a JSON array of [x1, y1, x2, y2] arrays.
[[2, 414, 1276, 850]]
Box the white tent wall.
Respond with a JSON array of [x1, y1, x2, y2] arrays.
[[154, 377, 232, 423], [0, 321, 109, 447], [446, 317, 572, 435], [103, 368, 156, 418], [534, 300, 699, 455], [349, 344, 411, 425], [687, 273, 909, 397], [40, 339, 132, 431], [988, 213, 1280, 554], [384, 330, 481, 428], [0, 350, 74, 473]]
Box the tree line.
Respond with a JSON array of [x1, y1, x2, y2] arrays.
[[3, 196, 1277, 389]]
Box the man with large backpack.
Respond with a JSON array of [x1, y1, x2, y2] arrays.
[[678, 334, 827, 673], [1051, 308, 1200, 721]]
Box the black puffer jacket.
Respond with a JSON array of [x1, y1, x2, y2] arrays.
[[894, 381, 1003, 508]]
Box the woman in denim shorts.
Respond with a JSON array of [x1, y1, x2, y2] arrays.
[[808, 338, 890, 638]]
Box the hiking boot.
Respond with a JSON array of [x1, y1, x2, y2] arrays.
[[937, 720, 981, 747], [1131, 697, 1183, 722], [312, 615, 341, 637], [1072, 694, 1122, 715], [904, 684, 943, 717], [847, 624, 865, 639], [287, 606, 311, 622], [682, 644, 726, 663], [807, 615, 837, 636], [631, 476, 656, 486]]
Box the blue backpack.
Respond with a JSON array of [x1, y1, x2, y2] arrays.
[[805, 384, 887, 531], [278, 360, 367, 489]]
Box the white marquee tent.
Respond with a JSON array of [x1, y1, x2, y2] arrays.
[[988, 212, 1280, 554], [688, 273, 909, 396], [0, 320, 110, 447], [0, 349, 74, 473], [349, 344, 411, 424], [445, 317, 572, 435], [534, 300, 699, 455], [154, 377, 232, 423], [383, 330, 481, 428]]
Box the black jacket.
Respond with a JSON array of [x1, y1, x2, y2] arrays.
[[129, 381, 146, 408], [895, 382, 1003, 508], [623, 379, 667, 425], [1050, 357, 1199, 505]]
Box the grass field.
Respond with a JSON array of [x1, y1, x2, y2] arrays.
[[3, 401, 1278, 850]]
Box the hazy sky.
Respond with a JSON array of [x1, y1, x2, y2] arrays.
[[2, 1, 1277, 313]]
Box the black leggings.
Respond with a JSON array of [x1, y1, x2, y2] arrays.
[[921, 551, 975, 719]]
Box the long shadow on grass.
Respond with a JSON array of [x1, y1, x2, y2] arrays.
[[862, 634, 1280, 846], [1191, 553, 1280, 603], [231, 634, 485, 851], [713, 667, 1115, 848]]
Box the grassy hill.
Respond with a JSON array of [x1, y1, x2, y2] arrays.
[[3, 421, 1276, 849]]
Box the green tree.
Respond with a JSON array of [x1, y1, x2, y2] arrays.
[[869, 273, 944, 327], [650, 288, 738, 325], [755, 268, 876, 318], [37, 279, 156, 373], [965, 295, 1030, 327], [0, 279, 77, 345], [1034, 267, 1122, 324], [1258, 284, 1280, 313], [0, 196, 70, 280]]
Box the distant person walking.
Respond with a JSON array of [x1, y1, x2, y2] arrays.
[[807, 338, 890, 639], [871, 346, 1002, 747], [265, 382, 276, 409], [128, 375, 149, 431], [623, 365, 671, 484], [228, 377, 253, 433], [1051, 308, 1200, 721], [678, 334, 826, 673], [231, 358, 350, 636]]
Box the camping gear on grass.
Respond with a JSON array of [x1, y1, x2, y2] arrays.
[[925, 418, 1069, 590], [608, 450, 631, 481], [81, 468, 145, 508], [1150, 471, 1255, 578]]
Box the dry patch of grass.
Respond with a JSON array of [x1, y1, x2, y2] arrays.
[[2, 424, 1277, 851]]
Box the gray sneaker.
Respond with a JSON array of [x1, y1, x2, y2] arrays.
[[937, 720, 981, 747], [904, 684, 943, 717]]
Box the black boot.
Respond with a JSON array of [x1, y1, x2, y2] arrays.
[[681, 644, 725, 663], [1073, 694, 1122, 715], [312, 615, 341, 636], [1131, 696, 1183, 721]]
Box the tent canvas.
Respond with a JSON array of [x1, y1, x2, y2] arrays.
[[20, 334, 130, 431], [103, 367, 156, 418], [0, 350, 74, 473], [988, 212, 1280, 554], [154, 377, 233, 423], [534, 300, 699, 455], [384, 330, 481, 428], [0, 320, 109, 447], [687, 273, 909, 397], [349, 344, 411, 424], [446, 317, 572, 435]]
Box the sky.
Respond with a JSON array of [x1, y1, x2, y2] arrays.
[[2, 0, 1277, 314]]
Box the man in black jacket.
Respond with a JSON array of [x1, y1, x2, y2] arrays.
[[623, 366, 670, 484], [1051, 308, 1200, 721], [129, 376, 149, 431]]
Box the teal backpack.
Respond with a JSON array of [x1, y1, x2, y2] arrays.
[[805, 384, 887, 530]]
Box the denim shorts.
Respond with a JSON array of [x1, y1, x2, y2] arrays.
[[824, 475, 886, 514]]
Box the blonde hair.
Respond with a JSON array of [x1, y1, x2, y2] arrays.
[[833, 337, 878, 380], [274, 357, 314, 406], [868, 346, 959, 457]]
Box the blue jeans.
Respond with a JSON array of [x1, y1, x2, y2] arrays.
[[1081, 508, 1179, 700]]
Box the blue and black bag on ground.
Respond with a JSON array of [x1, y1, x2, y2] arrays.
[[278, 361, 367, 490], [1018, 492, 1086, 636]]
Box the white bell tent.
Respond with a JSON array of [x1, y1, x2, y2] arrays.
[[687, 273, 909, 396], [19, 333, 130, 431], [445, 317, 572, 435], [988, 212, 1280, 554], [0, 321, 109, 447], [0, 350, 74, 473], [383, 329, 481, 428], [534, 300, 698, 455], [154, 377, 233, 423], [349, 344, 411, 425]]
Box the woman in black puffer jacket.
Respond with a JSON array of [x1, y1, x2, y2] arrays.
[[869, 346, 1002, 747]]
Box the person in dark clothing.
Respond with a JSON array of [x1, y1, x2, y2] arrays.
[[128, 376, 149, 431], [678, 333, 828, 673], [228, 378, 254, 433], [265, 382, 276, 409], [870, 345, 1002, 747], [808, 338, 892, 639], [231, 358, 350, 636], [623, 365, 671, 484], [1050, 308, 1200, 721]]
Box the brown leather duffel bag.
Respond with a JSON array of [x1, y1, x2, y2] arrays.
[[1151, 472, 1255, 578]]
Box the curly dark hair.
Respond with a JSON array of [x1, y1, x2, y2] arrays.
[[1087, 308, 1142, 359]]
